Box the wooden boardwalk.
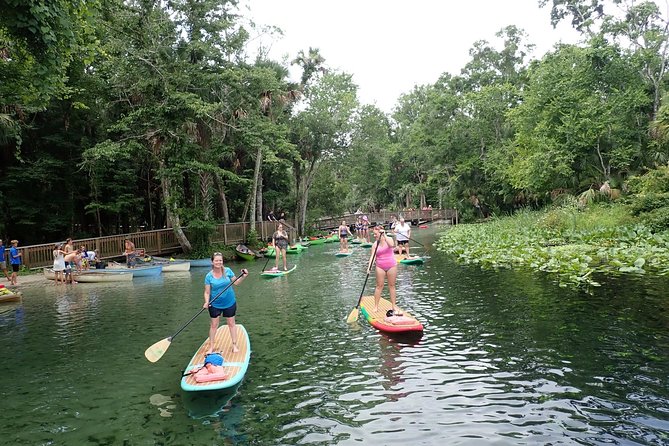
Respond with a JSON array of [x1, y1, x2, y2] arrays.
[[11, 209, 456, 269]]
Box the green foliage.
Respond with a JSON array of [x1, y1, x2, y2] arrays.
[[626, 166, 669, 232], [185, 218, 216, 254], [437, 203, 665, 288], [245, 229, 262, 249]]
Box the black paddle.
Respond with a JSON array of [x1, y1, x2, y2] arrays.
[[144, 270, 247, 362], [346, 231, 383, 323]]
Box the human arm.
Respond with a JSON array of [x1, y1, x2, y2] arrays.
[[231, 268, 249, 286], [203, 283, 212, 309], [366, 242, 377, 273]]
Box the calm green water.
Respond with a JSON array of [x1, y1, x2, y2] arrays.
[[1, 226, 668, 445]]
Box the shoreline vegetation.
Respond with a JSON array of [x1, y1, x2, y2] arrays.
[[435, 201, 669, 289]]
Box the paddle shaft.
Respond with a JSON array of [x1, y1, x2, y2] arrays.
[[262, 249, 272, 271], [167, 271, 246, 342]]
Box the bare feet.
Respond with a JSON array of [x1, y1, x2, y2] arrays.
[[232, 343, 240, 353]]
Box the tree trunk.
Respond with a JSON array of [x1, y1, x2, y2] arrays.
[[200, 171, 213, 220], [256, 175, 263, 222], [249, 145, 263, 227], [295, 158, 319, 236], [158, 160, 192, 253], [214, 172, 230, 223]]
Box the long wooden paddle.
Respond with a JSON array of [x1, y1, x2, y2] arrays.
[[346, 231, 383, 324], [144, 271, 247, 363]]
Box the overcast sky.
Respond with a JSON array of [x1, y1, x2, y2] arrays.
[[242, 0, 582, 113]]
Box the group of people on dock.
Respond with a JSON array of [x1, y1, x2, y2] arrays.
[[51, 238, 99, 284], [0, 238, 22, 286]]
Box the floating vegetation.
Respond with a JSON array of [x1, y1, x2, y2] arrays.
[[435, 204, 669, 289]]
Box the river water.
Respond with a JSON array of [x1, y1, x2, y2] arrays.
[[0, 225, 667, 445]]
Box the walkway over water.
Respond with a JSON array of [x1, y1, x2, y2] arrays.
[[12, 209, 457, 269]]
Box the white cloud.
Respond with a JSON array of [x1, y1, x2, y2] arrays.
[[243, 0, 581, 112]]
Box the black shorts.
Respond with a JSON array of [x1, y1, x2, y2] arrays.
[[397, 240, 409, 245], [11, 264, 19, 272], [208, 302, 237, 318]]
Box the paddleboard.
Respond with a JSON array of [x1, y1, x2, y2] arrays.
[[395, 254, 425, 265], [181, 324, 251, 392], [335, 252, 352, 257], [260, 264, 297, 277], [359, 295, 423, 333], [360, 242, 373, 248]]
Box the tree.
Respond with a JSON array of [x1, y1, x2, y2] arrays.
[[290, 71, 358, 235]]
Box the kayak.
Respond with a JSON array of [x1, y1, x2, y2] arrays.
[[286, 245, 306, 254], [261, 265, 297, 278], [395, 255, 425, 265], [0, 289, 21, 303], [307, 238, 326, 245], [335, 252, 352, 257], [235, 244, 258, 261], [359, 295, 423, 333], [181, 324, 251, 392]]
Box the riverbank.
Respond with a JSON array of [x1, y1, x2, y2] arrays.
[[435, 202, 669, 288]]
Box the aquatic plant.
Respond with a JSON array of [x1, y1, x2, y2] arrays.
[[435, 204, 669, 288]]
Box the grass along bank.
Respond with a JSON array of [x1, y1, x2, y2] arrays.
[[435, 201, 669, 288]]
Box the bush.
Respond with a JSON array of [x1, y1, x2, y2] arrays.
[[638, 206, 669, 232]]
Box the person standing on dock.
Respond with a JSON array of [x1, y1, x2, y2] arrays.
[[0, 239, 11, 281], [203, 252, 248, 354], [9, 240, 21, 286]]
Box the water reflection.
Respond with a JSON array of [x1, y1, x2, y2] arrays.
[[0, 227, 668, 445]]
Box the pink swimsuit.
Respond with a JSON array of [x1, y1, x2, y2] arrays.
[[375, 242, 397, 271]]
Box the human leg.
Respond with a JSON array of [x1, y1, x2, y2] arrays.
[[208, 316, 220, 353], [373, 267, 385, 312], [226, 316, 239, 353], [386, 266, 398, 311], [281, 249, 287, 270]]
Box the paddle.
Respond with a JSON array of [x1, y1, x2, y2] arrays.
[[261, 248, 272, 271], [144, 271, 247, 363], [346, 231, 383, 324]]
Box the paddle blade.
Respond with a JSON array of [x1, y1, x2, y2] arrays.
[[346, 307, 359, 324], [144, 337, 172, 363]]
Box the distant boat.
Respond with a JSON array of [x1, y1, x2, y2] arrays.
[[107, 263, 163, 277], [43, 268, 134, 282], [156, 260, 191, 272], [77, 271, 134, 282], [154, 256, 210, 268], [235, 244, 259, 261]]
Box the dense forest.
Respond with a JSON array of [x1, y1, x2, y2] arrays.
[[2, 0, 669, 253]]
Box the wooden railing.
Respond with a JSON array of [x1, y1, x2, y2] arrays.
[[10, 219, 297, 270], [9, 210, 453, 269]]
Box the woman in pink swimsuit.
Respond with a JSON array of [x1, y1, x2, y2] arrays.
[[367, 225, 398, 313]]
